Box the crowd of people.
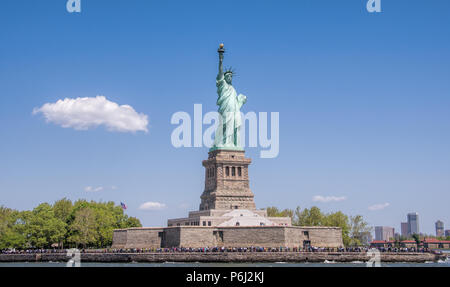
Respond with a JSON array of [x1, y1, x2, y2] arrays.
[[0, 246, 432, 254], [373, 246, 430, 253]]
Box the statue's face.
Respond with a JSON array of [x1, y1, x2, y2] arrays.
[[225, 73, 232, 84]]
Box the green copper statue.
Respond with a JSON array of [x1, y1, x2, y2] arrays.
[[211, 44, 247, 151]]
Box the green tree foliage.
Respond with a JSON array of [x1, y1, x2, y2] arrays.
[[323, 211, 351, 246], [53, 198, 73, 223], [65, 200, 142, 248], [25, 203, 66, 248], [53, 198, 73, 248], [0, 200, 142, 249], [0, 207, 27, 249], [68, 208, 97, 248], [125, 217, 142, 228], [294, 206, 324, 226], [412, 233, 420, 245], [268, 205, 371, 247], [0, 207, 15, 249], [348, 215, 373, 247], [265, 206, 294, 218]]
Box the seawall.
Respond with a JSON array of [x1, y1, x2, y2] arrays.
[[0, 252, 445, 263]]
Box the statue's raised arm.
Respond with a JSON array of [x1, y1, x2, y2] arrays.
[[217, 43, 225, 80]]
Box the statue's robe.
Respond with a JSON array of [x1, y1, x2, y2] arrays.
[[214, 73, 246, 147]]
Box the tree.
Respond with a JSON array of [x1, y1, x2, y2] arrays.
[[0, 207, 27, 249], [265, 206, 293, 218], [324, 211, 351, 246], [412, 234, 420, 246], [1, 199, 142, 249], [68, 208, 97, 248], [66, 200, 142, 248], [53, 198, 73, 248], [292, 206, 302, 226], [125, 216, 142, 228], [294, 206, 324, 226], [25, 203, 66, 248], [0, 207, 14, 248], [266, 207, 280, 217], [53, 198, 73, 223], [93, 201, 122, 247], [348, 215, 372, 247], [276, 205, 372, 247]]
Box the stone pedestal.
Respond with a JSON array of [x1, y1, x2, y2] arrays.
[[200, 149, 255, 211], [112, 148, 344, 249], [166, 149, 291, 228]]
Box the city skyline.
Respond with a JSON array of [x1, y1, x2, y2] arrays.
[[375, 226, 395, 241], [1, 1, 449, 235], [374, 214, 449, 240]]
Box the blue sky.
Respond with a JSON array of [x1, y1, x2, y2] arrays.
[[1, 0, 449, 235]]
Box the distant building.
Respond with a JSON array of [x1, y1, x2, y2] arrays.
[[361, 232, 373, 245], [407, 212, 419, 235], [401, 222, 408, 237], [435, 220, 444, 237], [370, 241, 392, 249], [445, 230, 450, 237], [399, 240, 417, 249], [422, 238, 450, 249], [375, 226, 395, 241]]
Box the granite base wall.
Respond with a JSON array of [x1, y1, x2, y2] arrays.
[[112, 226, 344, 249], [125, 228, 164, 249], [112, 229, 127, 249]]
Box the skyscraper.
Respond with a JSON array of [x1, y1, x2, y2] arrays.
[[407, 212, 419, 235], [435, 220, 444, 237], [375, 226, 395, 241], [401, 222, 408, 237]]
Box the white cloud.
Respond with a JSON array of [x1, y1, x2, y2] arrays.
[[85, 186, 104, 192], [33, 96, 148, 133], [139, 202, 167, 211], [368, 203, 390, 211], [312, 195, 346, 203]]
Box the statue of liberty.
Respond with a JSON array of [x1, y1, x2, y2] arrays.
[[211, 44, 247, 151]]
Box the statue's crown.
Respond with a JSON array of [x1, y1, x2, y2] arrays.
[[224, 67, 236, 76]]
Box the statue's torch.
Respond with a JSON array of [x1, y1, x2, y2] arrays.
[[218, 43, 225, 60]]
